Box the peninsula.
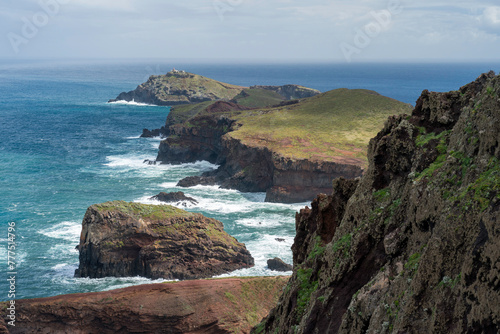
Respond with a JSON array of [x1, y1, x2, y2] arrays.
[[133, 70, 412, 203]]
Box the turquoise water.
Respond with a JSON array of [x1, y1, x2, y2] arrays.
[[1, 60, 498, 300]]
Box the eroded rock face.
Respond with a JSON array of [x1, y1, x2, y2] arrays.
[[255, 72, 500, 333], [75, 201, 254, 280], [0, 277, 288, 334]]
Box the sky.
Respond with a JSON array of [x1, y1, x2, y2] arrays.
[[0, 0, 499, 62]]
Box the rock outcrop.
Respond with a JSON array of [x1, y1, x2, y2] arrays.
[[1, 277, 288, 334], [150, 191, 198, 206], [75, 201, 253, 280], [267, 258, 293, 272], [109, 70, 246, 106], [253, 72, 500, 333]]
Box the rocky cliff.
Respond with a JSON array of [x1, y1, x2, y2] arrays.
[[75, 201, 254, 280], [109, 70, 246, 106], [157, 89, 411, 203], [0, 277, 288, 334], [253, 71, 500, 333]]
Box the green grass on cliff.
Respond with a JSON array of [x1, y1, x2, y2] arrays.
[[229, 89, 412, 165], [93, 201, 193, 220]]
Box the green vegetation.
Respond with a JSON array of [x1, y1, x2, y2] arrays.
[[296, 267, 319, 320], [373, 188, 391, 202], [452, 157, 500, 212], [94, 201, 193, 221], [404, 252, 421, 275], [167, 101, 222, 126], [415, 130, 451, 181], [232, 88, 285, 108], [230, 89, 412, 164], [307, 237, 326, 260], [332, 233, 352, 258], [142, 72, 244, 104]]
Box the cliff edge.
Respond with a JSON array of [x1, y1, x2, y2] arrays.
[[254, 71, 500, 333]]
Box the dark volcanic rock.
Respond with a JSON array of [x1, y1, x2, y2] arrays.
[[267, 258, 293, 272], [150, 191, 198, 206], [254, 72, 500, 333], [1, 277, 288, 334], [177, 175, 217, 187], [74, 201, 254, 280], [140, 126, 168, 138]]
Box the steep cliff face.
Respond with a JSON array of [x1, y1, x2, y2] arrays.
[[1, 277, 288, 334], [254, 72, 500, 333], [75, 201, 253, 280]]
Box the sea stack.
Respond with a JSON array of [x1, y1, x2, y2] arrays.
[[75, 201, 254, 280]]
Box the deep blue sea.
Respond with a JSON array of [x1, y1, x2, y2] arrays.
[[1, 60, 498, 301]]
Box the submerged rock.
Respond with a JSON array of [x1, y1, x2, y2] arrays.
[[75, 201, 254, 280]]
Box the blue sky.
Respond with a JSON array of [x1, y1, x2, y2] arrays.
[[1, 0, 499, 62]]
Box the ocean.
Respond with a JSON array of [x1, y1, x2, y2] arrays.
[[1, 60, 498, 300]]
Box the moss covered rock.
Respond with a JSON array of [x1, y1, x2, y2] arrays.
[[75, 201, 254, 279]]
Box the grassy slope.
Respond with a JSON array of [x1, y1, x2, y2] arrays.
[[228, 89, 413, 165], [143, 73, 246, 103], [231, 88, 285, 108]]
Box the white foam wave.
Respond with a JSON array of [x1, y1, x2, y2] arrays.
[[52, 263, 78, 277], [108, 99, 157, 107], [125, 135, 141, 139], [39, 221, 81, 242]]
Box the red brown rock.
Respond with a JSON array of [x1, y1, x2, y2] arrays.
[[0, 277, 289, 334]]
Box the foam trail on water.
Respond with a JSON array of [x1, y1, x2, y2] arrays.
[[39, 221, 81, 242], [108, 100, 158, 107]]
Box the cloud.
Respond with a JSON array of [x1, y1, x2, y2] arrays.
[[480, 6, 500, 33]]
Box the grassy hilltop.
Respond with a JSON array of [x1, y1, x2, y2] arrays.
[[167, 88, 412, 166]]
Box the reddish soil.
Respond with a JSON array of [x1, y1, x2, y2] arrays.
[[1, 277, 288, 334]]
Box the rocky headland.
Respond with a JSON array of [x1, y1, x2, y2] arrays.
[[109, 70, 246, 106], [0, 277, 288, 334], [253, 72, 500, 333], [75, 201, 254, 280], [155, 88, 411, 203]]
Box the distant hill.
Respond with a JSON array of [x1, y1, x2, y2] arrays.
[[109, 70, 246, 106], [109, 70, 320, 106]]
